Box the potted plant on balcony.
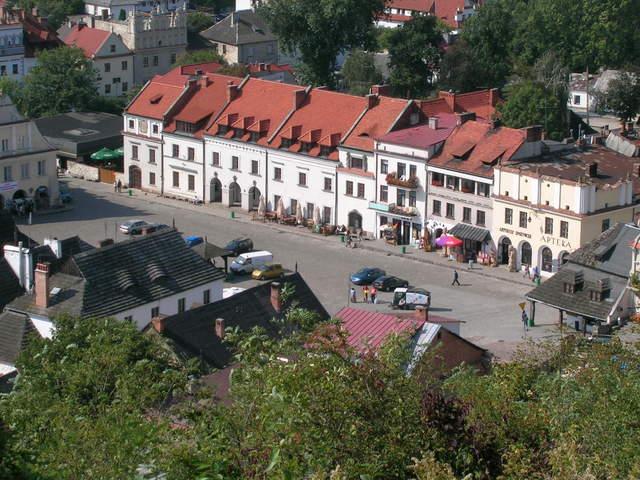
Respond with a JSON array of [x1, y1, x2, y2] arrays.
[[630, 272, 640, 292], [386, 172, 419, 188]]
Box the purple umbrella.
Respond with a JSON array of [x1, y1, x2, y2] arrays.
[[436, 234, 463, 247]]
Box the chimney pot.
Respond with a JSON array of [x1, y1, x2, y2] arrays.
[[215, 318, 225, 339], [455, 111, 475, 126], [370, 84, 391, 97], [35, 262, 50, 309], [414, 305, 429, 323], [366, 93, 378, 109], [270, 282, 282, 313], [428, 116, 439, 130], [152, 314, 167, 334]]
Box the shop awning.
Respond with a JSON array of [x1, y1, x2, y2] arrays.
[[449, 223, 491, 243]]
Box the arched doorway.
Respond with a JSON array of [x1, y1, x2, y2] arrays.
[[559, 251, 570, 265], [210, 177, 222, 203], [541, 247, 553, 272], [34, 186, 49, 209], [499, 237, 511, 265], [348, 210, 362, 231], [12, 190, 26, 200], [248, 186, 261, 210], [520, 241, 532, 267], [0, 193, 4, 210], [129, 165, 141, 189], [229, 182, 241, 206]]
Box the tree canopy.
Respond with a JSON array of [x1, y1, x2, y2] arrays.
[[6, 0, 84, 29], [595, 70, 640, 127], [341, 49, 382, 96], [173, 49, 225, 67], [258, 0, 385, 87]]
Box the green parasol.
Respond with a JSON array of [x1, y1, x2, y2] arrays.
[[90, 147, 118, 161]]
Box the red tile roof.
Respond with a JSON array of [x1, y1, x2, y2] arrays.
[[430, 120, 525, 178], [342, 96, 410, 152], [247, 63, 295, 74], [62, 24, 111, 58], [126, 69, 190, 120], [454, 89, 499, 120], [384, 0, 473, 28], [179, 62, 223, 76], [335, 307, 425, 351], [378, 113, 458, 149]]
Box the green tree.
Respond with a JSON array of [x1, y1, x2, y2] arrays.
[[259, 0, 385, 87], [218, 63, 250, 77], [387, 15, 442, 98], [117, 8, 126, 21], [438, 40, 481, 93], [7, 0, 84, 30], [595, 70, 640, 129], [0, 315, 188, 479], [173, 49, 225, 67], [187, 11, 214, 33], [341, 49, 382, 96], [16, 46, 98, 118]]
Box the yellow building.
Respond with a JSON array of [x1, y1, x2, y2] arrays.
[[492, 145, 639, 275]]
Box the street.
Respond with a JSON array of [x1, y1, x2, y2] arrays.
[[19, 179, 558, 357]]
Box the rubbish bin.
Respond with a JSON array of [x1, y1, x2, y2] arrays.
[[340, 235, 345, 243], [401, 246, 406, 254], [528, 316, 534, 328], [128, 189, 132, 197], [535, 277, 541, 286], [230, 211, 235, 219]]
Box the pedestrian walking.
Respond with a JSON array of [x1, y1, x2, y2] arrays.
[[370, 286, 377, 304], [113, 180, 118, 192], [532, 265, 539, 281], [363, 285, 369, 303], [451, 269, 461, 286], [117, 179, 122, 193], [522, 310, 529, 332], [523, 264, 531, 279], [468, 258, 473, 269], [350, 287, 356, 303]]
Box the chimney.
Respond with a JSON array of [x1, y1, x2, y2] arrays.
[[588, 162, 598, 178], [438, 91, 456, 112], [215, 318, 225, 339], [366, 93, 378, 109], [293, 89, 306, 109], [227, 82, 239, 102], [414, 305, 429, 323], [455, 111, 475, 126], [151, 314, 168, 334], [489, 88, 499, 106], [524, 125, 543, 143], [99, 238, 114, 248], [230, 12, 235, 26], [428, 116, 439, 130], [270, 281, 282, 313], [259, 62, 266, 71], [44, 237, 63, 259], [370, 84, 392, 97], [35, 262, 50, 309]]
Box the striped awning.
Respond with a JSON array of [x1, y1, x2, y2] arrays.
[[448, 223, 491, 243]]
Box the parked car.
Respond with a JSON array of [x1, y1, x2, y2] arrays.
[[225, 237, 254, 256], [251, 263, 285, 280], [350, 267, 386, 285], [392, 287, 431, 310], [184, 235, 204, 247], [230, 250, 273, 274], [143, 223, 170, 234], [372, 275, 409, 292], [119, 220, 148, 235], [59, 184, 72, 203]]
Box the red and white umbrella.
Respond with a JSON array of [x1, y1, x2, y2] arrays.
[[435, 234, 463, 247]]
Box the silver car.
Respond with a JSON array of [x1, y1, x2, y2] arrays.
[[119, 219, 148, 235]]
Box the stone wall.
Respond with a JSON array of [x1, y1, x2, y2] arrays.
[[67, 160, 99, 182]]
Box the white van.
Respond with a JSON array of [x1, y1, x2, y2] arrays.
[[230, 250, 273, 274]]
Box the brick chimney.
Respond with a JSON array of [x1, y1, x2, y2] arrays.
[[489, 88, 500, 106], [293, 89, 306, 110], [215, 318, 225, 339], [438, 91, 456, 112], [270, 282, 281, 313], [34, 262, 50, 309], [456, 111, 476, 126], [198, 75, 211, 88], [227, 82, 239, 102], [414, 305, 429, 323], [523, 125, 543, 143], [370, 84, 392, 97], [152, 314, 168, 334], [366, 93, 378, 109]]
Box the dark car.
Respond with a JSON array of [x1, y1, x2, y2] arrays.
[[372, 275, 409, 292], [144, 223, 170, 234], [350, 267, 386, 285], [225, 237, 254, 256]]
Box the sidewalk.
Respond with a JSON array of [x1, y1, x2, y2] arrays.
[[80, 180, 538, 288]]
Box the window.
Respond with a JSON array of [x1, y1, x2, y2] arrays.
[[152, 124, 159, 134], [177, 297, 185, 313], [128, 119, 135, 129], [324, 177, 332, 191], [463, 207, 471, 223], [143, 56, 149, 68], [124, 316, 133, 322], [170, 53, 176, 65], [519, 211, 528, 229], [476, 210, 486, 226], [431, 172, 444, 186], [409, 191, 416, 207], [123, 81, 128, 91], [231, 156, 239, 170], [397, 189, 406, 206], [461, 179, 474, 193], [131, 145, 138, 160], [446, 203, 455, 219], [122, 60, 128, 70], [432, 199, 441, 216], [187, 147, 195, 161], [1, 139, 7, 151], [172, 171, 179, 187], [153, 56, 159, 66], [222, 44, 227, 54], [446, 176, 459, 190], [409, 164, 417, 178], [104, 62, 111, 73], [504, 208, 513, 225], [346, 181, 353, 195], [602, 219, 610, 232], [273, 195, 280, 210], [151, 306, 159, 318], [544, 217, 553, 235], [397, 162, 406, 179], [573, 95, 581, 105], [188, 174, 195, 191], [323, 206, 332, 224], [105, 84, 111, 94], [306, 202, 314, 219], [208, 151, 218, 167], [3, 165, 11, 181], [477, 183, 490, 197], [357, 183, 365, 198], [110, 44, 116, 53], [12, 64, 17, 75], [380, 185, 388, 202], [380, 159, 388, 174], [112, 77, 120, 84], [149, 172, 155, 185], [172, 144, 179, 157], [560, 220, 569, 238], [299, 172, 307, 186], [290, 199, 297, 215], [0, 66, 5, 76], [37, 160, 45, 176], [274, 167, 282, 181], [203, 289, 210, 304], [350, 156, 365, 170], [20, 163, 28, 179], [149, 148, 155, 163]]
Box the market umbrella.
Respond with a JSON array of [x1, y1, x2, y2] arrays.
[[276, 197, 285, 219], [113, 146, 124, 157], [435, 234, 463, 247], [295, 202, 303, 224], [257, 195, 266, 216], [313, 205, 322, 225], [90, 147, 118, 161]]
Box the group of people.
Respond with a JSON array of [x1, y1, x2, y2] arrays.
[[349, 285, 378, 304], [113, 179, 123, 193], [522, 264, 541, 284]]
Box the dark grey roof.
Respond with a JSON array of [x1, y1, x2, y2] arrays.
[[200, 10, 276, 46], [157, 273, 329, 369], [34, 112, 123, 158], [448, 223, 491, 243], [73, 229, 225, 318], [0, 211, 35, 249], [8, 272, 86, 319], [0, 258, 23, 309], [0, 311, 33, 366]]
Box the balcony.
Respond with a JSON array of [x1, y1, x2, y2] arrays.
[[369, 201, 419, 217], [386, 172, 419, 189]]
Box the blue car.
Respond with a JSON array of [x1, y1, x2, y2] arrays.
[[185, 235, 204, 247], [350, 267, 386, 285]]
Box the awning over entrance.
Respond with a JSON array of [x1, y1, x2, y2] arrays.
[[449, 223, 491, 243]]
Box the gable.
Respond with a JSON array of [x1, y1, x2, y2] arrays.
[[94, 33, 130, 57]]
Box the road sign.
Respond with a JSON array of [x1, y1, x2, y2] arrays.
[[518, 302, 526, 310]]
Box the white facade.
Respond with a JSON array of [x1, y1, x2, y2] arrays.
[[85, 0, 187, 18], [0, 23, 25, 81], [92, 33, 134, 96], [163, 132, 205, 201], [123, 114, 164, 193]]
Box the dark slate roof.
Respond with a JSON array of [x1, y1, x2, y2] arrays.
[[0, 258, 23, 309], [448, 223, 491, 243], [0, 211, 34, 249], [200, 10, 276, 46], [0, 311, 33, 366], [191, 241, 233, 261], [158, 273, 329, 368], [8, 272, 86, 319], [73, 229, 225, 318]]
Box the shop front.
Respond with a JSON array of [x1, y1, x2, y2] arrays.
[[370, 202, 422, 246], [448, 223, 492, 263]]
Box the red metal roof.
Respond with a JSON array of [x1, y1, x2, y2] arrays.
[[335, 307, 425, 351], [378, 113, 458, 149], [62, 24, 110, 58]]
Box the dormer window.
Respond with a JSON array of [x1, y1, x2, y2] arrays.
[[218, 125, 228, 135], [233, 128, 244, 138], [281, 138, 292, 148], [250, 131, 260, 142], [320, 146, 332, 157], [349, 156, 366, 170], [300, 141, 312, 153], [589, 278, 610, 302], [176, 121, 196, 134], [563, 270, 584, 294]]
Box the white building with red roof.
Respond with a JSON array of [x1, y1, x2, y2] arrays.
[[378, 0, 481, 33]]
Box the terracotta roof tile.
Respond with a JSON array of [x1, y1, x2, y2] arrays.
[[378, 113, 457, 149], [342, 96, 410, 151], [62, 24, 110, 58]]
